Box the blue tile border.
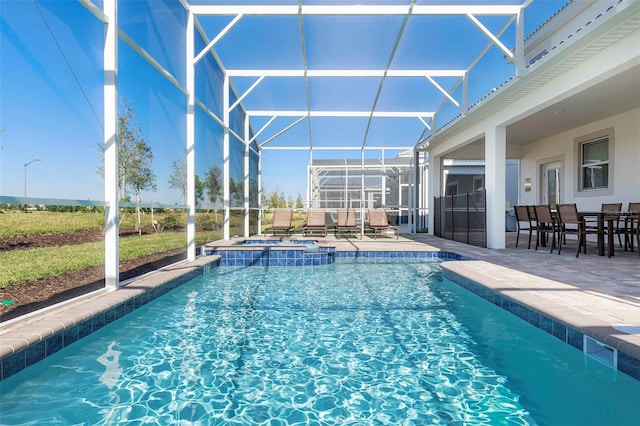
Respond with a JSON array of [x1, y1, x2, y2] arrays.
[[0, 267, 208, 382], [207, 248, 336, 267], [443, 269, 639, 381], [206, 247, 467, 267]]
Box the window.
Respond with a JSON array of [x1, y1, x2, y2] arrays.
[[473, 176, 484, 191], [580, 137, 609, 190]]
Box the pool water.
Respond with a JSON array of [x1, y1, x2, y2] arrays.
[[1, 261, 639, 425]]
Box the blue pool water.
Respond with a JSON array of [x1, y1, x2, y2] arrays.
[[1, 260, 639, 425]]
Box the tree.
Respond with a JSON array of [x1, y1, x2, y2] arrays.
[[263, 188, 287, 208], [195, 174, 205, 205], [295, 194, 304, 209], [119, 101, 156, 233], [168, 157, 187, 204], [97, 99, 157, 233], [204, 165, 222, 206], [168, 157, 206, 206]]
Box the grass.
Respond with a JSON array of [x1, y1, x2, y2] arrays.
[[0, 209, 310, 289], [0, 211, 104, 238], [0, 231, 218, 289], [0, 210, 190, 238]]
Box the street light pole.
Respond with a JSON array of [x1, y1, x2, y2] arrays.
[[24, 158, 41, 198]]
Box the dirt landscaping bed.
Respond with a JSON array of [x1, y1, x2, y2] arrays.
[[0, 229, 188, 323]]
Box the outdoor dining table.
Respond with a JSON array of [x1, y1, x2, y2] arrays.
[[578, 211, 638, 258]]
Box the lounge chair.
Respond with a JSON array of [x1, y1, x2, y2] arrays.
[[335, 208, 360, 238], [265, 209, 294, 235], [302, 209, 327, 236], [367, 209, 399, 239]]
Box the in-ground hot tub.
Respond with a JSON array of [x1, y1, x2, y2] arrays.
[[205, 238, 334, 266], [233, 239, 319, 248]]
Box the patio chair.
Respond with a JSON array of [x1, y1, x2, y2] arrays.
[[586, 203, 622, 246], [367, 209, 399, 239], [514, 205, 535, 249], [302, 209, 327, 237], [617, 202, 640, 252], [533, 205, 558, 253], [265, 209, 294, 235], [556, 203, 599, 258], [335, 208, 360, 239]]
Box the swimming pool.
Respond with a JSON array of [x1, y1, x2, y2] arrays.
[[1, 260, 639, 424]]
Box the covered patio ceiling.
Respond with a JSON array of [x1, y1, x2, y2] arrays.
[[439, 63, 640, 159], [187, 0, 561, 154]]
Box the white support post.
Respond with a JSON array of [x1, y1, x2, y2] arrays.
[[103, 0, 119, 290], [186, 10, 196, 260], [244, 116, 250, 237], [427, 153, 441, 236], [307, 150, 313, 208], [462, 71, 469, 114], [360, 149, 365, 238], [515, 7, 525, 77], [421, 152, 428, 232], [223, 74, 230, 240], [344, 159, 349, 208], [257, 152, 263, 234], [485, 125, 507, 249], [412, 150, 419, 234], [381, 150, 386, 207]]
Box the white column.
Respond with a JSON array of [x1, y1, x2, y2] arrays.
[[485, 125, 506, 249], [421, 152, 429, 231], [186, 10, 196, 260], [307, 150, 313, 208], [515, 7, 525, 78], [244, 117, 250, 237], [258, 151, 263, 234], [360, 149, 365, 237], [223, 74, 230, 240], [381, 150, 386, 207], [411, 150, 419, 234], [103, 0, 119, 290], [344, 160, 349, 208], [427, 152, 441, 235]]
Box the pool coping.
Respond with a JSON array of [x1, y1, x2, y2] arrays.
[[0, 255, 221, 380], [441, 260, 640, 380]]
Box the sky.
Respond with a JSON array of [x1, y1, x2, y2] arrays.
[[0, 0, 568, 206]]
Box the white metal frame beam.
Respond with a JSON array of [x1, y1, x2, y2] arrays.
[[248, 111, 435, 118], [226, 69, 466, 78], [190, 5, 521, 16], [193, 13, 243, 65], [186, 10, 196, 261], [103, 0, 119, 290]]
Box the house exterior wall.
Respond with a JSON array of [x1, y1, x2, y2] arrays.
[[519, 107, 640, 210]]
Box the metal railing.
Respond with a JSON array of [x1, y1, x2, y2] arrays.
[[434, 190, 486, 247]]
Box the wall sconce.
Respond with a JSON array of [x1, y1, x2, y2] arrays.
[[524, 178, 532, 192]]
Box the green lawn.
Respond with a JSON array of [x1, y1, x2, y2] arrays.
[[0, 211, 104, 238], [0, 210, 225, 289]]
